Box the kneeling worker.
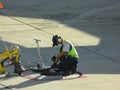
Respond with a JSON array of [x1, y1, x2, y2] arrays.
[[51, 35, 82, 76]]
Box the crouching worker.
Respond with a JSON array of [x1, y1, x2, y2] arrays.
[[51, 35, 82, 76]]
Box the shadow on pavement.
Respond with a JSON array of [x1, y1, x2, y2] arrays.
[[0, 0, 120, 74], [0, 0, 120, 89]]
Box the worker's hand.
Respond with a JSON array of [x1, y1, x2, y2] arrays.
[[51, 63, 57, 68], [51, 55, 56, 62]]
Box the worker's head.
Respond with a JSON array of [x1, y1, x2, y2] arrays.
[[52, 35, 63, 47]]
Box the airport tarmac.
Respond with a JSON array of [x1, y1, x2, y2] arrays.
[[0, 0, 120, 90]]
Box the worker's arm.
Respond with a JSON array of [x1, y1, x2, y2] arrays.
[[54, 51, 67, 63]]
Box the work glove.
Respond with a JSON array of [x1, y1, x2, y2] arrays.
[[51, 63, 57, 68], [51, 55, 56, 62]]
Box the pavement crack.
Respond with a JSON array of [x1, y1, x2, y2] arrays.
[[1, 12, 53, 36], [81, 46, 120, 63]]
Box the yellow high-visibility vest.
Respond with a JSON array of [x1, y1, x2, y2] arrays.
[[59, 40, 79, 59]]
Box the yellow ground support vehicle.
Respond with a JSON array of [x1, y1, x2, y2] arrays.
[[0, 37, 24, 75]]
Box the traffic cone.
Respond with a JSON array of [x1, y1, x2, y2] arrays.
[[0, 2, 4, 9]]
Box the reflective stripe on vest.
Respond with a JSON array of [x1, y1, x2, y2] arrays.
[[60, 40, 79, 59]]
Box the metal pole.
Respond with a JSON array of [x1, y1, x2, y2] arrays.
[[34, 39, 47, 69], [34, 39, 43, 64]]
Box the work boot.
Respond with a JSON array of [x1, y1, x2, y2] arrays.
[[76, 71, 83, 76], [62, 71, 70, 76]]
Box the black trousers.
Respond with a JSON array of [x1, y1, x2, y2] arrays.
[[57, 55, 79, 73]]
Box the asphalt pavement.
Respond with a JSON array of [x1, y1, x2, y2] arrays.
[[0, 0, 120, 90]]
